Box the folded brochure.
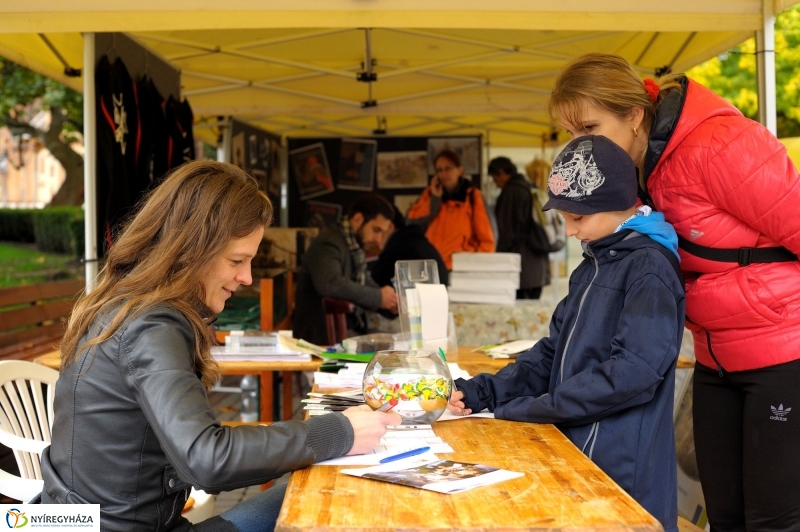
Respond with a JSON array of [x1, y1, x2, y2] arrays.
[[342, 459, 522, 494]]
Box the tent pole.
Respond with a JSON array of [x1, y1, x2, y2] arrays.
[[756, 0, 777, 136], [82, 32, 98, 291]]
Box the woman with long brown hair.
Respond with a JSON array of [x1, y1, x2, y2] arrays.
[[40, 161, 400, 532], [548, 53, 800, 532]]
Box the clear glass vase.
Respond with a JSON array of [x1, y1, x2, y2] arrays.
[[362, 350, 452, 424]]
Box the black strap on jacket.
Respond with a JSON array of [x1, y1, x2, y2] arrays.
[[677, 235, 798, 266]]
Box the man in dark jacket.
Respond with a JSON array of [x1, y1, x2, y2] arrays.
[[451, 137, 685, 532], [371, 206, 449, 289], [294, 193, 398, 345], [488, 156, 555, 299]]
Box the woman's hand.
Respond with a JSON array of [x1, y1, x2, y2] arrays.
[[342, 405, 402, 455], [430, 176, 443, 197], [447, 390, 472, 416]]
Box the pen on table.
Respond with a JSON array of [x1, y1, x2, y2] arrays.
[[376, 398, 398, 412], [379, 446, 431, 464]]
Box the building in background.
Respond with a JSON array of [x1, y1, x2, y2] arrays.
[[0, 112, 69, 208]]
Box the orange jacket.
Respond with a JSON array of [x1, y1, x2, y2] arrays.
[[407, 182, 495, 269]]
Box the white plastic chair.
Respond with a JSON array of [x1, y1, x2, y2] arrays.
[[0, 360, 57, 502], [0, 360, 213, 522]]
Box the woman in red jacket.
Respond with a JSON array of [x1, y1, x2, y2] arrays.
[[548, 53, 800, 532], [407, 149, 495, 269]]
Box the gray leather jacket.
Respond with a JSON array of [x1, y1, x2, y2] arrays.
[[40, 305, 354, 531]]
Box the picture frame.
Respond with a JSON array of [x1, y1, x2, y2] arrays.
[[289, 143, 335, 200], [338, 138, 377, 190], [377, 151, 428, 189]]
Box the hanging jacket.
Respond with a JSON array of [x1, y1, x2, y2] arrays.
[[643, 77, 800, 372], [455, 226, 685, 532], [495, 174, 551, 290], [407, 178, 495, 269]]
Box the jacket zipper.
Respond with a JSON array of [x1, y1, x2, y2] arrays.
[[686, 315, 725, 377], [581, 421, 600, 459], [559, 247, 600, 383]]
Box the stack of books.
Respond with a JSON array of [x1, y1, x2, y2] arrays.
[[210, 330, 312, 362], [447, 253, 521, 305]]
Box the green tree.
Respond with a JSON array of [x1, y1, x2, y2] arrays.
[[0, 58, 84, 206], [686, 4, 800, 138]]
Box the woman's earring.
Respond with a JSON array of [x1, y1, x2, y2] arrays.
[[632, 126, 638, 137]]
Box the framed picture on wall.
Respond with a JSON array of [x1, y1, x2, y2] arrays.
[[377, 151, 428, 189], [339, 138, 377, 190], [304, 200, 342, 231], [427, 137, 481, 175], [290, 143, 335, 200]]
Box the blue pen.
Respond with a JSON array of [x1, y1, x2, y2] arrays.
[[379, 446, 431, 464]]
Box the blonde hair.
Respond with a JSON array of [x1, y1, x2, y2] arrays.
[[547, 53, 683, 170], [61, 161, 273, 388]]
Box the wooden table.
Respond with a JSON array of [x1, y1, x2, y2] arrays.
[[34, 347, 694, 423], [276, 416, 662, 532]]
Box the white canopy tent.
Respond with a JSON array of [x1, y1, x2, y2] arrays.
[[0, 0, 794, 286]]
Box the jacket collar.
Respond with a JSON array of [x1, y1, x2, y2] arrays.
[[442, 177, 471, 202], [642, 75, 689, 194]]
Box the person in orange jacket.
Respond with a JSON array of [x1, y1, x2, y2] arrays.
[[407, 149, 495, 269]]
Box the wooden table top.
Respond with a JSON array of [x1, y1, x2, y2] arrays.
[[276, 416, 662, 532], [34, 346, 693, 375]]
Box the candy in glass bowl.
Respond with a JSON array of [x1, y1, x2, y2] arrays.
[[362, 350, 452, 424]]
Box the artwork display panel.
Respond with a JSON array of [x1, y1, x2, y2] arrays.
[[290, 142, 335, 200], [377, 151, 428, 189], [338, 138, 377, 190], [304, 200, 342, 231]]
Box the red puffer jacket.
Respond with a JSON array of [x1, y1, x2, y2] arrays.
[[645, 78, 800, 372]]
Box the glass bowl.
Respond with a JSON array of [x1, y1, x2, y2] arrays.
[[362, 350, 452, 424]]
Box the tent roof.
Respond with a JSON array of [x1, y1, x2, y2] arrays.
[[1, 1, 797, 146]]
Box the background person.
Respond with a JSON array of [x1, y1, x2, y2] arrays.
[[488, 156, 562, 299], [407, 149, 494, 269], [370, 205, 449, 289], [548, 52, 800, 532], [39, 162, 400, 532], [449, 135, 685, 532], [294, 193, 398, 345]]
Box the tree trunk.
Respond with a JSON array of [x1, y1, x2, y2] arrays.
[[44, 108, 84, 207]]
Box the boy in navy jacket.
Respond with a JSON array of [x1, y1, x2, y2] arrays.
[[448, 135, 685, 532]]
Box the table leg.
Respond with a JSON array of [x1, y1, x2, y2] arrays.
[[259, 371, 274, 422], [281, 371, 293, 420]]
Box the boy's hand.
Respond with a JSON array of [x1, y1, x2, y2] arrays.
[[447, 390, 472, 416]]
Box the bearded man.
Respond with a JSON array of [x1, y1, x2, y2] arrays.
[[293, 193, 398, 345]]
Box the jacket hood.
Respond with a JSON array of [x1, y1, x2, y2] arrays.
[[643, 76, 743, 191], [618, 210, 679, 259]]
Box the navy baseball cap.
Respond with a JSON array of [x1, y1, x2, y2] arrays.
[[543, 135, 638, 215]]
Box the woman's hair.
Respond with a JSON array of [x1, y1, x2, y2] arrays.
[[434, 149, 462, 168], [61, 161, 273, 388], [547, 53, 683, 167]]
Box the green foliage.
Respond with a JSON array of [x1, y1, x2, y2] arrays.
[[0, 242, 81, 288], [0, 208, 36, 243], [0, 56, 83, 134], [31, 207, 84, 256], [686, 4, 800, 138]]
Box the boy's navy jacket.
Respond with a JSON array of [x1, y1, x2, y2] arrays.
[[456, 228, 685, 532]]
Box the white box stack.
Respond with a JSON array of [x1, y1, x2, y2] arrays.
[[447, 253, 521, 305]]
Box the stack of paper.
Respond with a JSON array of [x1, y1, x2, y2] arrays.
[[210, 344, 311, 362], [448, 252, 521, 305]]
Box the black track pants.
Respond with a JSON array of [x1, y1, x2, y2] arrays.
[[693, 359, 800, 532]]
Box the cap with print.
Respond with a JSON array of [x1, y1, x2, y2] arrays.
[[543, 135, 637, 215]]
